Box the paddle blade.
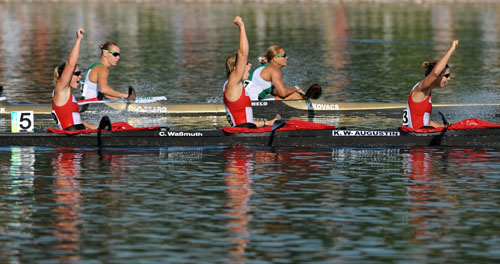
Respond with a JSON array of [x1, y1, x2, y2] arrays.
[[128, 86, 136, 101], [0, 85, 3, 96], [272, 119, 287, 131], [98, 116, 112, 131], [305, 84, 322, 99], [268, 119, 286, 147]]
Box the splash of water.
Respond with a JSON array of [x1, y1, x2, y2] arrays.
[[441, 90, 500, 123]]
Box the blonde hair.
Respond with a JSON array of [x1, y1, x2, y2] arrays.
[[53, 63, 66, 84], [261, 45, 283, 64], [100, 42, 119, 56], [225, 54, 237, 79]]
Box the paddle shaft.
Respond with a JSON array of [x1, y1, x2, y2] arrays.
[[268, 120, 286, 146]]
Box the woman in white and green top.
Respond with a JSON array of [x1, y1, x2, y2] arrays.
[[82, 42, 135, 101], [247, 45, 305, 100]]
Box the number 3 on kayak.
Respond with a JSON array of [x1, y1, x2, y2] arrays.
[[402, 110, 409, 126]]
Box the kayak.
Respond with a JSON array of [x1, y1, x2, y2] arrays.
[[2, 125, 500, 148]]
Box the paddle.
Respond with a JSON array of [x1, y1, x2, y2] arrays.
[[97, 115, 112, 146], [304, 84, 322, 100], [268, 119, 287, 146], [439, 111, 451, 128]]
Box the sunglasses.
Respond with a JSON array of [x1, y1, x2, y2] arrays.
[[73, 71, 81, 76], [275, 53, 287, 59], [441, 73, 450, 78], [105, 50, 121, 57]]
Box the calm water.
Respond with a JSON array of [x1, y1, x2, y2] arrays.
[[1, 146, 500, 263], [1, 2, 500, 263]]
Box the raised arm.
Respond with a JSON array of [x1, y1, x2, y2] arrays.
[[419, 40, 458, 92], [225, 16, 249, 100], [53, 28, 84, 104]]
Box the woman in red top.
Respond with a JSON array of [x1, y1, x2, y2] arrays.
[[223, 16, 278, 128], [404, 40, 458, 129], [52, 28, 96, 130]]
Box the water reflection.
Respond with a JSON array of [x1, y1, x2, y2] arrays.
[[51, 148, 83, 261], [321, 5, 350, 98], [1, 145, 500, 263], [401, 147, 499, 249], [403, 147, 436, 243], [221, 146, 340, 263], [2, 147, 36, 262], [1, 3, 500, 105], [9, 146, 35, 178], [223, 146, 253, 263], [479, 6, 499, 90], [431, 5, 453, 51]]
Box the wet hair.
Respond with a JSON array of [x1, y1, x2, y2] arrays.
[[100, 42, 119, 56], [53, 62, 78, 84], [225, 54, 237, 79], [422, 61, 449, 76], [260, 45, 283, 64]]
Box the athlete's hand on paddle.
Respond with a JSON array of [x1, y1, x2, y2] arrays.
[[294, 86, 306, 96], [76, 28, 84, 39], [234, 16, 244, 28]]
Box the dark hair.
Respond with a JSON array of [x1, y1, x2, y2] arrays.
[[422, 61, 449, 76], [53, 62, 78, 84]]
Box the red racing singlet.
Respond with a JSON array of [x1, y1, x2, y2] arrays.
[[223, 81, 254, 127], [404, 82, 432, 129], [52, 91, 83, 130]]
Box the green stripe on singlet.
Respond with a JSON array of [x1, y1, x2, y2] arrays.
[[249, 63, 274, 100]]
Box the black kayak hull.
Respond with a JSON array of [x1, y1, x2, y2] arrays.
[[1, 128, 499, 148]]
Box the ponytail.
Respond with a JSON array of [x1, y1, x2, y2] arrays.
[[225, 54, 237, 79], [422, 61, 449, 76], [53, 63, 65, 84]]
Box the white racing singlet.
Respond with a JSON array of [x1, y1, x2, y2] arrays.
[[247, 64, 274, 100], [81, 62, 104, 100]]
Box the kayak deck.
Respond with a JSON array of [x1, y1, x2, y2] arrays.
[[3, 96, 500, 119]]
